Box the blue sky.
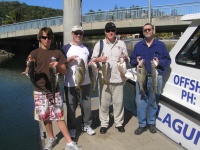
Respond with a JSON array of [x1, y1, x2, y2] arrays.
[[13, 0, 199, 13]]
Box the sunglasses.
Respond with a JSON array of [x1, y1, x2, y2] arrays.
[[41, 36, 52, 40], [143, 28, 152, 32], [73, 31, 83, 36], [105, 29, 116, 33]]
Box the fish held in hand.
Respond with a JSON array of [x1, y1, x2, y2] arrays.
[[137, 59, 147, 94], [101, 52, 107, 84], [75, 58, 86, 91], [117, 57, 127, 80], [151, 59, 158, 94], [49, 65, 58, 104], [89, 62, 98, 92]]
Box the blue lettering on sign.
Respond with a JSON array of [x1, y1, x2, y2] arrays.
[[157, 105, 200, 145], [181, 90, 195, 105], [174, 75, 200, 93], [174, 75, 199, 105]]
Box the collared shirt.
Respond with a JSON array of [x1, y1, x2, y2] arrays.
[[92, 38, 128, 83], [130, 38, 171, 75]]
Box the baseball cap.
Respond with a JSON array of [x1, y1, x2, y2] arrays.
[[71, 25, 84, 32], [105, 22, 116, 30]]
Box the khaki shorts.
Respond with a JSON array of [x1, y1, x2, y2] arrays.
[[34, 91, 64, 121]]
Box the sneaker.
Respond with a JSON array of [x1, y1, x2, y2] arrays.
[[65, 141, 82, 150], [69, 129, 76, 138], [44, 138, 57, 150], [83, 125, 96, 135]]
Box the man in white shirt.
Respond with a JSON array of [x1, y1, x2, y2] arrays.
[[62, 25, 95, 138]]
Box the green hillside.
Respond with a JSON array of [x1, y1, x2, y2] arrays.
[[0, 1, 62, 25]]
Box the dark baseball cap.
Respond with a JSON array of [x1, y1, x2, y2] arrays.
[[105, 22, 116, 30]]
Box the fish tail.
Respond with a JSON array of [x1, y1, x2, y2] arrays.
[[76, 87, 82, 102], [153, 87, 158, 94], [139, 88, 145, 95]]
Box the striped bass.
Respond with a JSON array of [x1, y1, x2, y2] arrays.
[[101, 52, 107, 84], [137, 59, 147, 94], [49, 65, 58, 104], [89, 62, 98, 92], [117, 57, 127, 80], [151, 59, 158, 94], [75, 58, 85, 91]]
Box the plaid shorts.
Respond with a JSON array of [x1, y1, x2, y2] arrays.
[[33, 91, 64, 121]]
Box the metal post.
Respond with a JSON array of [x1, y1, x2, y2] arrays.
[[148, 0, 151, 23], [63, 0, 82, 45]]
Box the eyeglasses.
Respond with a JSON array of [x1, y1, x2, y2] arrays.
[[105, 29, 116, 33], [41, 36, 52, 40], [73, 31, 83, 36], [143, 28, 152, 32]]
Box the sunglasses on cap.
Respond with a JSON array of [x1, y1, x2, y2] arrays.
[[105, 29, 116, 33], [41, 36, 52, 40], [143, 28, 152, 32], [73, 31, 83, 36]]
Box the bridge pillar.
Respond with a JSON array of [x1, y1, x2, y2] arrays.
[[63, 0, 82, 45]]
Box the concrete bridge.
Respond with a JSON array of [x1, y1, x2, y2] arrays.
[[0, 2, 199, 53], [0, 2, 199, 40]]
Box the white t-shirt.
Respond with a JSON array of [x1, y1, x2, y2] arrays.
[[64, 43, 90, 87]]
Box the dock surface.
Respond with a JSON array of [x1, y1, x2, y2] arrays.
[[41, 97, 184, 150]]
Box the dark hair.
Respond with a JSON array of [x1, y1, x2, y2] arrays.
[[143, 23, 154, 30], [37, 27, 54, 41]]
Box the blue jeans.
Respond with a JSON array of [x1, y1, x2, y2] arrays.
[[135, 75, 163, 127]]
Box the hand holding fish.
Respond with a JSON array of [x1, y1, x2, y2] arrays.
[[121, 51, 127, 62], [67, 55, 79, 63], [137, 56, 141, 63], [88, 58, 97, 67], [95, 55, 107, 63], [153, 57, 159, 66], [21, 55, 34, 75], [49, 61, 58, 68]]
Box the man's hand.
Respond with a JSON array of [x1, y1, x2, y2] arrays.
[[137, 56, 141, 63], [153, 57, 159, 65]]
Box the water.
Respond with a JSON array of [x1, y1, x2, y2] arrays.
[[0, 56, 41, 150]]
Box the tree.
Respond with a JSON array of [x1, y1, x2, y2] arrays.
[[4, 10, 23, 24]]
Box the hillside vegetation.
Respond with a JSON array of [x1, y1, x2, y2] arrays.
[[0, 1, 62, 25]]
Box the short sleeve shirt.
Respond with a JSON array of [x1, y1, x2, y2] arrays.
[[92, 38, 128, 83], [29, 47, 66, 92]]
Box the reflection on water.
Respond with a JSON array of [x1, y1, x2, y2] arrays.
[[0, 55, 41, 150]]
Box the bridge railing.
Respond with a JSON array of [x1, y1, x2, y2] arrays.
[[0, 2, 200, 34], [0, 16, 63, 33], [82, 2, 200, 22]]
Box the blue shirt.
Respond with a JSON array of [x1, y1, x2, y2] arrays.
[[130, 38, 171, 75]]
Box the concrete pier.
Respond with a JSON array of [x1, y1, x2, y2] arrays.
[[41, 96, 184, 150]]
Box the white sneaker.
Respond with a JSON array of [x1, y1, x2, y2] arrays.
[[69, 129, 76, 138], [65, 141, 82, 150], [83, 125, 96, 135], [44, 138, 57, 150]]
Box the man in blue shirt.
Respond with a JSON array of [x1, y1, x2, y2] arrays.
[[130, 23, 171, 135]]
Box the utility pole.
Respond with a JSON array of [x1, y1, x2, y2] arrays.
[[148, 0, 151, 23]]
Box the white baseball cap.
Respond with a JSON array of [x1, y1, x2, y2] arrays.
[[71, 25, 84, 32]]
